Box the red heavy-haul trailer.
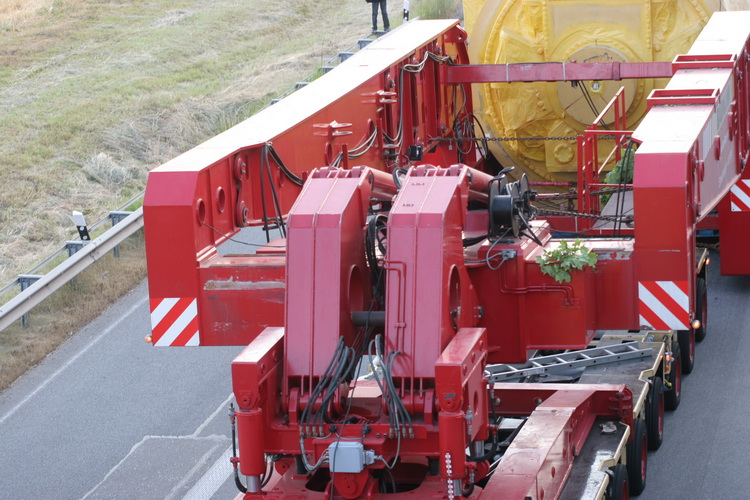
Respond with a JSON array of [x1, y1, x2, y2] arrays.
[[144, 11, 750, 500]]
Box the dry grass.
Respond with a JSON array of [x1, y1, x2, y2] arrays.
[[412, 0, 463, 19], [0, 0, 53, 29], [0, 0, 402, 285], [0, 0, 402, 391]]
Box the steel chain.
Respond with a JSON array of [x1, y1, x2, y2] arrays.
[[485, 135, 578, 141], [539, 187, 633, 200], [537, 208, 633, 222], [431, 134, 625, 142]]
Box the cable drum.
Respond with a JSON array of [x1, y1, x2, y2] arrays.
[[463, 0, 726, 184]]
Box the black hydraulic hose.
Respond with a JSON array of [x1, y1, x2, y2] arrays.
[[263, 145, 287, 238], [466, 427, 499, 463], [384, 350, 412, 435], [311, 345, 346, 432], [463, 234, 488, 247], [258, 146, 271, 242], [319, 347, 353, 428], [470, 113, 489, 161], [462, 482, 475, 498], [234, 470, 248, 494], [370, 337, 395, 430], [365, 215, 388, 304], [260, 456, 274, 488], [322, 348, 360, 425], [300, 338, 345, 436], [268, 144, 304, 186], [467, 387, 501, 463], [229, 403, 248, 493], [392, 167, 408, 190], [375, 336, 399, 432]]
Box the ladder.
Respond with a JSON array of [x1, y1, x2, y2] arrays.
[[485, 341, 653, 383]]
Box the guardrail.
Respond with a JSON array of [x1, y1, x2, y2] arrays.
[[0, 31, 393, 332], [0, 207, 144, 331]]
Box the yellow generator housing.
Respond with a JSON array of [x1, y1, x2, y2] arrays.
[[464, 0, 750, 183]]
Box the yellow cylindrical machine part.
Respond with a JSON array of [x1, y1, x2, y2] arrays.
[[464, 0, 750, 183]]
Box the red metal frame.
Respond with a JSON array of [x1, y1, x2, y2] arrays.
[[444, 61, 673, 84], [483, 384, 632, 500], [144, 20, 477, 347], [142, 11, 750, 500], [574, 86, 634, 233]]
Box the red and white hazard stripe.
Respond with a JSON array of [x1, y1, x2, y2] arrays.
[[149, 298, 200, 346], [730, 180, 750, 212], [638, 281, 690, 330]]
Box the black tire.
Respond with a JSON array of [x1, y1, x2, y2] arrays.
[[677, 328, 695, 374], [626, 418, 647, 495], [607, 463, 629, 500], [665, 340, 682, 411], [645, 377, 664, 451], [695, 275, 708, 342]]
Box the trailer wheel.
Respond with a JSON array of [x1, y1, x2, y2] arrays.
[[677, 328, 695, 374], [626, 418, 647, 495], [695, 275, 708, 342], [645, 376, 664, 451], [607, 463, 629, 500], [665, 340, 682, 411]]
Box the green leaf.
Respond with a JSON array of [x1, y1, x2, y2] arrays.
[[536, 239, 597, 283]]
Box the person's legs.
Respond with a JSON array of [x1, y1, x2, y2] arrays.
[[372, 1, 379, 31], [381, 0, 390, 30]]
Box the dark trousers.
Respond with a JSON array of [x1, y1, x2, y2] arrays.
[[371, 0, 389, 31]]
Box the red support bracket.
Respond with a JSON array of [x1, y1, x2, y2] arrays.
[[232, 327, 285, 410], [672, 53, 737, 71], [480, 384, 632, 500], [646, 88, 720, 109]]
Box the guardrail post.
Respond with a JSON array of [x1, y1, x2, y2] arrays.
[[109, 211, 132, 258], [66, 241, 85, 257], [18, 275, 43, 327]]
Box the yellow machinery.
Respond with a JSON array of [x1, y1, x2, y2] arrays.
[[464, 0, 750, 182]]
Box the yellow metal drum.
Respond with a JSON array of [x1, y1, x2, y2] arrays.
[[464, 0, 750, 183]]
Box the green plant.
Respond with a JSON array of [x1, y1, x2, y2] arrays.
[[536, 239, 597, 283], [600, 145, 634, 206]]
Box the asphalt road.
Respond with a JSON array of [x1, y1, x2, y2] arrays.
[[643, 249, 750, 500], [0, 225, 273, 500], [0, 280, 244, 500], [0, 247, 746, 500]]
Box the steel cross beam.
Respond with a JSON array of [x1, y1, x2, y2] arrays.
[[443, 61, 673, 84]]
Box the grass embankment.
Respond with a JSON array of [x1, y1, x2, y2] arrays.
[[0, 0, 402, 391], [0, 0, 401, 283]]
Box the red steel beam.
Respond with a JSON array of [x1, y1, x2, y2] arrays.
[[481, 384, 633, 500], [444, 61, 673, 84]]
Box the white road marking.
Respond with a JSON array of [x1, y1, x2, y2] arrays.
[[181, 446, 234, 500], [191, 393, 235, 438], [80, 435, 229, 500], [0, 297, 147, 427], [165, 442, 230, 500]]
